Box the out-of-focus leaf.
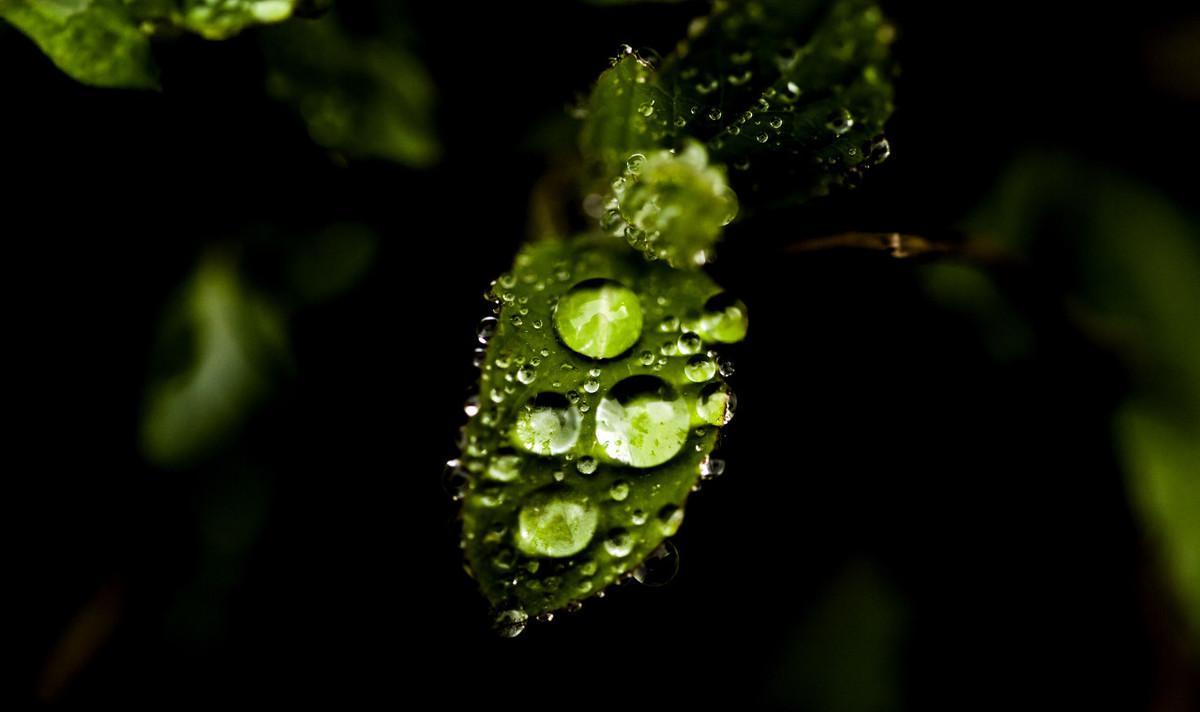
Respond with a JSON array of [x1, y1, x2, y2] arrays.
[[130, 0, 298, 39], [286, 223, 378, 304], [966, 154, 1200, 638], [141, 251, 288, 468], [580, 0, 895, 208], [262, 11, 439, 166], [770, 562, 905, 711], [455, 236, 745, 626], [1, 0, 158, 89]]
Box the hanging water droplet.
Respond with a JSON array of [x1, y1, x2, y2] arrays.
[[604, 528, 634, 557], [442, 459, 470, 501], [514, 392, 581, 455], [493, 608, 528, 638], [633, 542, 679, 586], [554, 279, 644, 360], [700, 456, 726, 479], [515, 487, 599, 558], [595, 375, 690, 468], [477, 316, 498, 344]]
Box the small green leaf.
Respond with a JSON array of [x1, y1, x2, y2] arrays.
[[580, 0, 895, 207], [455, 236, 744, 623], [606, 141, 738, 268], [141, 251, 288, 467], [2, 0, 158, 89], [261, 11, 440, 166]]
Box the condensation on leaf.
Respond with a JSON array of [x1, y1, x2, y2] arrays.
[[455, 236, 747, 621]]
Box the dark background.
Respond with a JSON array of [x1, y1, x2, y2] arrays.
[[13, 0, 1200, 707]]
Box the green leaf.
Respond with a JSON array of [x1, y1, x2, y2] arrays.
[[261, 11, 440, 166], [455, 236, 744, 626], [1, 0, 158, 89], [580, 0, 895, 207], [141, 251, 288, 467]]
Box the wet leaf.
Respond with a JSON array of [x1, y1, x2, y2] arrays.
[[456, 236, 743, 622], [1, 0, 158, 89], [580, 0, 895, 208], [261, 10, 439, 166]]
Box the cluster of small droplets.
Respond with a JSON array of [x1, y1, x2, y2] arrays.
[[598, 143, 738, 269]]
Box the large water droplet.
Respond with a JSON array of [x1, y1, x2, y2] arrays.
[[595, 375, 690, 468], [554, 279, 644, 359], [633, 542, 679, 586], [513, 392, 581, 455], [515, 487, 600, 558]]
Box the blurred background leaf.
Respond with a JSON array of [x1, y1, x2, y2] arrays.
[[141, 250, 288, 468], [942, 153, 1200, 643], [261, 5, 439, 167]]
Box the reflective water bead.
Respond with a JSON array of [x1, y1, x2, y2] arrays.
[[515, 488, 600, 558], [513, 392, 581, 455], [595, 376, 690, 468], [554, 279, 644, 359]]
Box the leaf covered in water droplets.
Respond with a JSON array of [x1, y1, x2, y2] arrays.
[[580, 0, 895, 208], [456, 236, 744, 624]]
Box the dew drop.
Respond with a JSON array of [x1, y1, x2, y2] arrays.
[[595, 375, 690, 468], [633, 542, 679, 586], [684, 354, 717, 383], [513, 392, 581, 455], [477, 316, 498, 344], [554, 279, 644, 360], [515, 487, 599, 558], [493, 608, 528, 638], [604, 527, 635, 557]]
